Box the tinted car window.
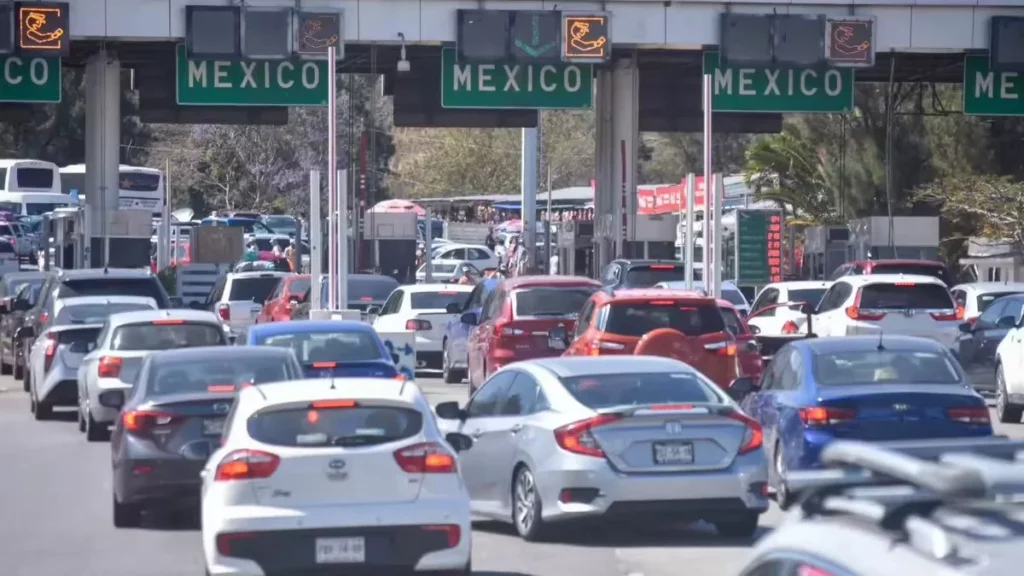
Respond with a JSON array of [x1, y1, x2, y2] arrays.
[[410, 291, 470, 310], [55, 303, 154, 325], [514, 286, 596, 317], [721, 289, 747, 306], [149, 356, 293, 395], [252, 238, 274, 251], [858, 283, 953, 309], [287, 278, 311, 296], [264, 216, 295, 229], [812, 349, 961, 385], [869, 263, 952, 286], [110, 322, 225, 351], [605, 302, 726, 337], [249, 405, 423, 447], [227, 277, 282, 304], [561, 372, 719, 409], [58, 278, 168, 308], [349, 276, 400, 301], [259, 331, 382, 364], [977, 292, 1024, 313], [788, 289, 828, 307], [720, 307, 749, 336], [624, 265, 684, 288], [55, 326, 102, 347]]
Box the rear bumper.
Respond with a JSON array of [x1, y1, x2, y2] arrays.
[[792, 427, 995, 470], [39, 377, 77, 406], [115, 457, 206, 504], [415, 351, 442, 369]]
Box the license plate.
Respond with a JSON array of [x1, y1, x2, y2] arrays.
[[653, 441, 694, 465], [315, 537, 366, 563], [202, 418, 225, 436]]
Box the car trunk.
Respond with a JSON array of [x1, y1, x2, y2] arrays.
[[135, 392, 237, 458], [496, 317, 577, 359], [300, 360, 397, 379]]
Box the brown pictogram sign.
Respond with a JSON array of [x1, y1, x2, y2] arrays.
[[18, 2, 69, 55], [562, 14, 609, 62], [826, 18, 874, 67], [296, 11, 342, 57]]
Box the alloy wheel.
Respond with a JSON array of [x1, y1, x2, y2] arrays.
[[514, 469, 537, 535]]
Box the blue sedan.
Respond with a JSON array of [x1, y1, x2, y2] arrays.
[[739, 335, 992, 503], [245, 321, 400, 380], [441, 277, 499, 384]]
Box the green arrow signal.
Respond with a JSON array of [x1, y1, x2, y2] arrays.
[[515, 38, 557, 57]]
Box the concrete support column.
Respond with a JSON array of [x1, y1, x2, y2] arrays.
[[84, 50, 121, 268], [611, 58, 640, 259]]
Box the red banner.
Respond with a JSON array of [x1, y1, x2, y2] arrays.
[[636, 178, 707, 215]]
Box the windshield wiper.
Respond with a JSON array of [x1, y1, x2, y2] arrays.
[[330, 434, 398, 446]]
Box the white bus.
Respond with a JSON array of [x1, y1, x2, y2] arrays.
[[59, 164, 165, 215], [0, 159, 78, 216]]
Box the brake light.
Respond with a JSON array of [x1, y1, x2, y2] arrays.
[[97, 355, 122, 378], [946, 406, 990, 424], [43, 332, 58, 372], [151, 319, 185, 325], [216, 532, 257, 556], [207, 384, 235, 393], [704, 340, 736, 356], [311, 400, 357, 408], [421, 524, 461, 548], [894, 281, 916, 287], [649, 300, 676, 305], [649, 265, 675, 270], [554, 414, 621, 457], [588, 340, 625, 356], [123, 410, 178, 434], [393, 442, 457, 473], [214, 449, 280, 481], [726, 411, 763, 454], [38, 312, 47, 323], [360, 296, 373, 301], [311, 361, 337, 369], [648, 404, 695, 411], [799, 406, 856, 426], [781, 320, 799, 334], [845, 288, 886, 321], [931, 306, 965, 321], [406, 319, 432, 331], [797, 566, 835, 576], [216, 303, 230, 321]]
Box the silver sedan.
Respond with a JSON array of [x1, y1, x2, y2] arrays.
[[435, 355, 769, 541]]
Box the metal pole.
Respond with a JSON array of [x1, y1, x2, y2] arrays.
[[545, 166, 552, 275], [619, 140, 628, 259], [684, 173, 695, 290], [702, 73, 714, 294], [424, 206, 434, 283], [337, 169, 349, 308], [157, 159, 170, 271], [327, 45, 338, 309], [712, 173, 724, 298], [309, 171, 323, 311], [521, 128, 538, 274]]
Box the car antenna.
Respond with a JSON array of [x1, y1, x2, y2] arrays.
[[877, 330, 885, 351], [329, 374, 336, 390], [252, 382, 268, 401]]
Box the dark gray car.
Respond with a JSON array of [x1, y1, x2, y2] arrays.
[[958, 294, 1024, 394], [104, 346, 303, 528]]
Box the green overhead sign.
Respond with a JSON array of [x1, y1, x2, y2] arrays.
[[963, 55, 1024, 116], [0, 55, 62, 103], [702, 52, 854, 113], [440, 47, 593, 109], [175, 45, 329, 107]]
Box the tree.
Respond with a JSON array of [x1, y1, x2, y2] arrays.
[[641, 133, 752, 184], [914, 175, 1024, 251]]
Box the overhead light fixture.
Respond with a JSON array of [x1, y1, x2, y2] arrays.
[[0, 2, 13, 55], [186, 5, 241, 59], [242, 6, 292, 60]]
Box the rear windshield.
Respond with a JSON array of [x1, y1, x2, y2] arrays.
[[789, 288, 829, 307], [110, 322, 225, 351], [58, 278, 167, 307], [57, 326, 102, 346], [0, 224, 15, 236], [55, 302, 154, 325], [869, 263, 952, 286], [248, 405, 423, 447], [721, 289, 747, 307], [561, 373, 719, 410], [977, 292, 1024, 313], [720, 307, 749, 336], [264, 216, 295, 229], [625, 266, 684, 288], [148, 356, 293, 395], [812, 350, 961, 385], [605, 302, 727, 337], [228, 276, 282, 304], [514, 286, 596, 317], [252, 238, 274, 252], [259, 331, 382, 364], [424, 263, 457, 274], [350, 276, 400, 301], [859, 283, 953, 309], [410, 291, 470, 310], [288, 278, 311, 296]]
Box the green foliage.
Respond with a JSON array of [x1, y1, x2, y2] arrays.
[[157, 266, 177, 296]]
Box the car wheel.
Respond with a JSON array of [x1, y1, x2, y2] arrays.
[[512, 466, 547, 541], [16, 353, 25, 389], [77, 402, 86, 433], [714, 513, 759, 538], [773, 442, 792, 509], [112, 494, 142, 528], [34, 399, 52, 420], [442, 341, 462, 384], [996, 365, 1024, 424], [86, 409, 111, 442]]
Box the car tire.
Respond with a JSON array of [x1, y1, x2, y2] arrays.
[[16, 358, 25, 390], [112, 494, 142, 528], [86, 410, 111, 442], [442, 341, 463, 385], [714, 513, 759, 538], [33, 386, 51, 420], [773, 442, 792, 509], [77, 404, 86, 433], [996, 365, 1024, 424], [512, 465, 548, 542]]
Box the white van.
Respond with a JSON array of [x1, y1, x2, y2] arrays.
[[0, 159, 76, 216]]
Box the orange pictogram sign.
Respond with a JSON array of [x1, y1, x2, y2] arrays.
[[562, 15, 609, 61], [826, 18, 874, 67], [296, 12, 342, 56], [18, 4, 68, 54]]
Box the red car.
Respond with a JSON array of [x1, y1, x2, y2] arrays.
[[465, 275, 601, 393], [717, 299, 763, 381], [257, 274, 312, 323]]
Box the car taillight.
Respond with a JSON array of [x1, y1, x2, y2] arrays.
[[930, 306, 965, 321], [946, 406, 990, 424], [214, 449, 281, 481], [406, 319, 432, 331], [217, 303, 230, 321], [845, 288, 886, 321], [97, 355, 122, 378], [797, 565, 835, 576], [422, 524, 461, 548], [123, 410, 179, 435], [588, 340, 625, 356], [799, 406, 856, 426], [554, 414, 621, 457], [43, 332, 58, 372], [726, 411, 763, 454], [781, 320, 799, 334], [704, 340, 737, 356], [966, 316, 979, 327], [216, 532, 257, 556], [38, 311, 48, 323], [393, 442, 457, 473]]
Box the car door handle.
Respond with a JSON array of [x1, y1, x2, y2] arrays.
[[510, 424, 523, 434]]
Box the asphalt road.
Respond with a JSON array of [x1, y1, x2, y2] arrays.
[[0, 373, 1019, 576]]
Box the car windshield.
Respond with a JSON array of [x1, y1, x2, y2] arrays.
[[227, 276, 282, 304], [514, 286, 596, 318], [605, 302, 726, 337], [560, 372, 719, 410], [252, 238, 274, 251], [720, 307, 748, 336], [812, 349, 962, 385], [410, 290, 470, 310], [869, 263, 952, 286], [625, 266, 684, 287], [148, 356, 293, 395], [264, 216, 295, 229], [55, 302, 154, 325], [788, 288, 829, 307], [423, 263, 457, 274], [248, 405, 423, 447], [58, 278, 166, 307], [349, 276, 400, 301], [977, 292, 1024, 313], [259, 331, 383, 364], [859, 283, 953, 309], [110, 322, 225, 351]]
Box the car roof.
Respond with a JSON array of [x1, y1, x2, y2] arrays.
[[106, 308, 221, 326], [228, 271, 292, 279], [656, 280, 739, 290], [763, 280, 833, 291], [55, 268, 153, 279], [2, 271, 46, 282], [403, 283, 474, 293], [240, 378, 421, 407], [852, 259, 945, 266], [56, 295, 157, 306], [612, 259, 681, 268], [794, 335, 948, 354], [834, 273, 946, 287], [602, 288, 718, 303], [528, 355, 699, 378], [149, 345, 293, 364], [503, 275, 601, 289], [951, 282, 1024, 294], [248, 320, 377, 339]]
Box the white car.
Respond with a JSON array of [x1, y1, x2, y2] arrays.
[[746, 281, 833, 336], [76, 309, 228, 441], [416, 260, 481, 284], [653, 280, 751, 315], [200, 378, 474, 576], [950, 282, 1024, 325], [202, 271, 292, 334], [374, 284, 474, 370], [430, 243, 499, 271], [805, 274, 962, 351]]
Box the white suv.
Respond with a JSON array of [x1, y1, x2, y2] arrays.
[[804, 274, 962, 350]]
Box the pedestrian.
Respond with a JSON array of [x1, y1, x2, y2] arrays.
[[484, 227, 496, 252]]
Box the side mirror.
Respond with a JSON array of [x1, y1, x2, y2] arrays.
[[459, 312, 478, 326], [445, 302, 462, 314], [548, 325, 569, 346], [367, 305, 381, 315], [997, 316, 1016, 329], [168, 296, 184, 308], [445, 432, 474, 453], [98, 389, 125, 409], [727, 376, 757, 401], [749, 324, 761, 335], [959, 321, 973, 334], [435, 401, 466, 420]]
